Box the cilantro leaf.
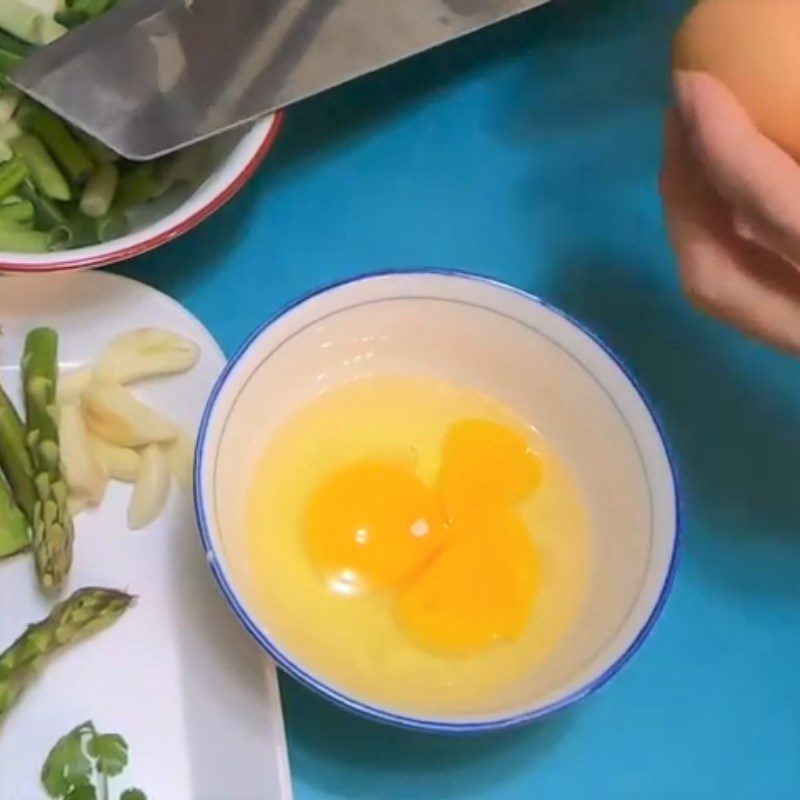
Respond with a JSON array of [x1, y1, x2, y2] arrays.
[[120, 790, 147, 800], [41, 722, 95, 798], [87, 733, 129, 777], [65, 786, 97, 800]]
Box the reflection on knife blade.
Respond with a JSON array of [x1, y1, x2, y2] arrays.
[[11, 0, 550, 160]]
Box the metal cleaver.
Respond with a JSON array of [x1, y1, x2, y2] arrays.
[[9, 0, 550, 161]]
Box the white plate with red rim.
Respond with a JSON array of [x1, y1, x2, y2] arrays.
[[0, 272, 291, 800], [0, 114, 282, 274]]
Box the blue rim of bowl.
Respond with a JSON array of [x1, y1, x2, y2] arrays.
[[193, 268, 681, 734]]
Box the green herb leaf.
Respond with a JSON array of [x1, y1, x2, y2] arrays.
[[87, 732, 128, 777], [41, 722, 95, 798], [65, 785, 98, 800], [119, 790, 147, 800]]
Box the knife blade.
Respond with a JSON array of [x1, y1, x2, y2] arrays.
[[9, 0, 549, 161]]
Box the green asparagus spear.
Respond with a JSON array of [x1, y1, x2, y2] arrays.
[[95, 210, 129, 243], [0, 473, 27, 558], [19, 179, 66, 229], [80, 162, 118, 218], [20, 105, 94, 187], [0, 587, 134, 722], [0, 226, 54, 252], [53, 9, 88, 28], [0, 382, 36, 520], [0, 47, 23, 77], [56, 0, 111, 27], [22, 327, 74, 590], [113, 164, 160, 211], [0, 156, 28, 201], [0, 217, 33, 231], [71, 0, 113, 18], [0, 30, 32, 58], [83, 135, 118, 164], [0, 198, 34, 224], [12, 134, 71, 201], [51, 211, 99, 249]]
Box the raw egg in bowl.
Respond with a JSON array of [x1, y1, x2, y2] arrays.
[[194, 271, 678, 732]]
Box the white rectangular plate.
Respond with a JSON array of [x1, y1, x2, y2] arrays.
[[0, 272, 292, 800]]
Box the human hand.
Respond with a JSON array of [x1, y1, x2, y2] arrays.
[[660, 70, 800, 355]]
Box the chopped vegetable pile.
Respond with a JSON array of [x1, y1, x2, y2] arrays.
[[0, 0, 208, 252]]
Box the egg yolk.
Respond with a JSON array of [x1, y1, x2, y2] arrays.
[[306, 461, 445, 594], [397, 512, 538, 655], [439, 419, 541, 518], [305, 419, 541, 655]]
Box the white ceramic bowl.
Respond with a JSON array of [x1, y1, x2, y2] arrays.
[[0, 114, 281, 273], [194, 271, 679, 732]]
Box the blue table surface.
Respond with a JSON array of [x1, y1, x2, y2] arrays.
[[120, 1, 800, 797]]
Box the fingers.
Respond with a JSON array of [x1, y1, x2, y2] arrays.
[[674, 71, 800, 268], [661, 110, 800, 355]]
